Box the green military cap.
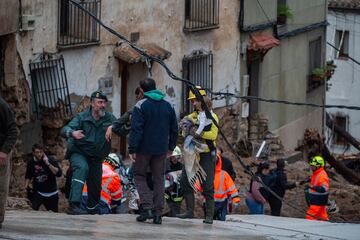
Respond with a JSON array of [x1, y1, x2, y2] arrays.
[[90, 90, 108, 102]]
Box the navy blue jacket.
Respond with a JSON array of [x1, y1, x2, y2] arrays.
[[128, 91, 178, 155]]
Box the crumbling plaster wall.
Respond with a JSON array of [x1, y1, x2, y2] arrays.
[[326, 10, 360, 154], [101, 0, 241, 115], [16, 0, 241, 119]]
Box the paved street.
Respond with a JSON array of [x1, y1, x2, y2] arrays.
[[0, 210, 359, 240]]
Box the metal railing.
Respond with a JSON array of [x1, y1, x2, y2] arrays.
[[58, 0, 101, 48], [30, 55, 72, 118], [184, 0, 219, 31], [182, 50, 213, 114]]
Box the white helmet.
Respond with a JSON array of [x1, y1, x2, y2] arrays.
[[171, 146, 182, 157], [105, 153, 121, 168]]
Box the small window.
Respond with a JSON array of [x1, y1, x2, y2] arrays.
[[333, 115, 348, 145], [98, 77, 113, 95], [184, 0, 219, 32], [335, 30, 349, 59], [58, 0, 101, 48], [308, 37, 323, 92], [29, 55, 72, 118], [182, 50, 213, 113]]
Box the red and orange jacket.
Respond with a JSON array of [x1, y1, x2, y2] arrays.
[[214, 154, 240, 203], [307, 167, 329, 206], [83, 162, 122, 208]]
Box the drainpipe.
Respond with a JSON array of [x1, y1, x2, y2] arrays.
[[322, 0, 328, 137]]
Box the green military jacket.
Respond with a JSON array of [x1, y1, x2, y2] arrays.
[[61, 108, 117, 160]]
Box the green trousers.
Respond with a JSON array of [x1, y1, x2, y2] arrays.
[[180, 151, 216, 216], [69, 153, 102, 209]]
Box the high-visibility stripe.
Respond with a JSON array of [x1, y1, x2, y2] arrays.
[[230, 192, 239, 198], [72, 179, 85, 185], [111, 188, 122, 196], [217, 172, 225, 194]]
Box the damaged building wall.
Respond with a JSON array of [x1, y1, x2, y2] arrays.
[[326, 9, 360, 154], [100, 0, 241, 114], [258, 27, 326, 147], [240, 0, 326, 151], [16, 0, 240, 120]]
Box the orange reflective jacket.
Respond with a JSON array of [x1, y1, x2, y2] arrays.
[[306, 167, 329, 221], [83, 162, 122, 208], [214, 154, 240, 203]]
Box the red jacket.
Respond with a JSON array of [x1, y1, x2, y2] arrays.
[[83, 162, 122, 208]]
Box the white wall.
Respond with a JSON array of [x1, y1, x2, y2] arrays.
[[326, 10, 360, 154]]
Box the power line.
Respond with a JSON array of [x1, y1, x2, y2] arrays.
[[327, 42, 360, 66], [210, 92, 360, 111], [69, 0, 340, 222]]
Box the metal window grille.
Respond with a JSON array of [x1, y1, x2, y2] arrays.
[[307, 37, 323, 92], [29, 55, 72, 118], [182, 50, 213, 114], [58, 0, 101, 48], [184, 0, 219, 32]]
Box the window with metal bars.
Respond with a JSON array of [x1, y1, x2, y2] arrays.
[[58, 0, 101, 48], [184, 0, 219, 32], [29, 55, 72, 118], [182, 50, 213, 114]]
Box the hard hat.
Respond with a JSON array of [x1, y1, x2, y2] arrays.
[[309, 155, 325, 168], [188, 86, 206, 100], [104, 153, 121, 168], [171, 146, 182, 157]]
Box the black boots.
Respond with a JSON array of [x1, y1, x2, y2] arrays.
[[137, 209, 163, 224], [153, 215, 162, 224], [66, 202, 88, 215], [136, 209, 153, 222], [176, 193, 195, 219], [203, 199, 214, 224]]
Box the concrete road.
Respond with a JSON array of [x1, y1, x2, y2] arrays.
[[0, 210, 359, 240]]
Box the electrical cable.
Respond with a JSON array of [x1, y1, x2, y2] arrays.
[[69, 0, 348, 222]]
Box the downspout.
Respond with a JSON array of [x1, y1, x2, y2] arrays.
[[322, 0, 328, 137], [239, 0, 244, 31]]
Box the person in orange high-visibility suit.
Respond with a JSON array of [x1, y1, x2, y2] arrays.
[[82, 153, 123, 214], [196, 153, 240, 221], [213, 153, 240, 220], [305, 155, 329, 221]]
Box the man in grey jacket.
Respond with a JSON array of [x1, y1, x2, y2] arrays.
[[0, 96, 18, 228]]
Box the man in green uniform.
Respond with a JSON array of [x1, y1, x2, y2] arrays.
[[61, 91, 117, 214]]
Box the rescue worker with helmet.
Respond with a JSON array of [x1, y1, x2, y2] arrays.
[[213, 152, 240, 220], [305, 155, 329, 221], [165, 146, 184, 217], [81, 153, 123, 214], [177, 86, 219, 224]]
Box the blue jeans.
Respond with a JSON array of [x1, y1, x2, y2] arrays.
[[214, 199, 228, 221], [246, 198, 264, 214]]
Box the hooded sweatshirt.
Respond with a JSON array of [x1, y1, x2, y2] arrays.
[[129, 89, 178, 155]]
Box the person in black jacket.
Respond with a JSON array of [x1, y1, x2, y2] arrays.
[[0, 96, 18, 228], [129, 78, 178, 224], [216, 147, 236, 181], [268, 158, 298, 216], [25, 144, 62, 212]]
